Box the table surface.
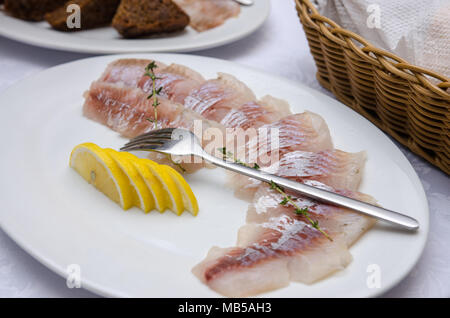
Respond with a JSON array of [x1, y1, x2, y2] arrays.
[[0, 0, 448, 298]]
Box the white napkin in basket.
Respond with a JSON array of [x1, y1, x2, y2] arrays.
[[312, 0, 450, 79]]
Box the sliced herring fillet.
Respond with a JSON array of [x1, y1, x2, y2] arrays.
[[246, 182, 376, 246], [83, 82, 183, 138], [96, 59, 287, 134], [98, 59, 205, 105], [99, 59, 167, 87], [193, 182, 376, 297], [138, 63, 205, 104], [230, 111, 333, 168], [228, 149, 366, 201], [173, 0, 240, 32], [192, 214, 351, 297], [220, 95, 292, 130], [83, 81, 224, 172], [184, 73, 256, 122]]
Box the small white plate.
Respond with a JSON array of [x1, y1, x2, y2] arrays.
[[0, 54, 428, 297], [0, 1, 270, 54]]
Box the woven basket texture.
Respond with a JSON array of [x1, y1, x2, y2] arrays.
[[295, 0, 450, 174]]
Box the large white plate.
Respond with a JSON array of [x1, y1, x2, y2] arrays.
[[0, 54, 428, 298], [0, 1, 270, 54]]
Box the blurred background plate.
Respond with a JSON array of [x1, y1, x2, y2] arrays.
[[0, 0, 270, 54]]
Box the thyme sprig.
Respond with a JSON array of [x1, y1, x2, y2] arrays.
[[143, 61, 185, 173], [144, 61, 162, 129], [218, 147, 260, 170], [218, 147, 331, 240], [270, 181, 333, 241]]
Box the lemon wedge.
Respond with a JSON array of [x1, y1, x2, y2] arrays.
[[164, 166, 199, 216], [69, 143, 133, 209], [70, 143, 199, 216], [146, 163, 185, 215], [138, 159, 169, 212], [105, 149, 154, 213]]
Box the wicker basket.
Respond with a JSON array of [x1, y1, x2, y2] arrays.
[[294, 0, 450, 175]]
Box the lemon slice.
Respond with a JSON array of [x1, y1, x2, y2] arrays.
[[105, 149, 154, 213], [164, 166, 199, 216], [146, 163, 184, 215], [121, 152, 169, 213], [70, 143, 198, 216], [119, 152, 159, 214], [69, 143, 133, 209], [138, 159, 168, 212]]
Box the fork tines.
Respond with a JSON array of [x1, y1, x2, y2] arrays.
[[120, 128, 175, 152], [130, 128, 175, 141]]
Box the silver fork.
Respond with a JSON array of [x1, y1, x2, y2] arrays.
[[121, 128, 419, 231]]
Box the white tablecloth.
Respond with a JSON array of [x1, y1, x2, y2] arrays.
[[0, 0, 448, 298]]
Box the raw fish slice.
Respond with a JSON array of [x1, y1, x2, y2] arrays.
[[258, 95, 292, 115], [97, 60, 271, 131], [83, 82, 182, 138], [192, 245, 291, 297], [98, 60, 281, 131], [192, 214, 351, 297], [99, 59, 167, 87], [232, 112, 333, 167], [258, 112, 334, 155], [173, 0, 240, 32], [193, 183, 376, 297], [83, 81, 223, 172], [83, 81, 223, 138], [184, 73, 256, 122], [98, 60, 204, 104], [274, 150, 366, 190], [161, 63, 205, 83], [228, 149, 366, 201], [138, 64, 205, 104], [246, 182, 376, 247], [220, 95, 292, 130]]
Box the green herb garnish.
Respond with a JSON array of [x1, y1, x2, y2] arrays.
[[270, 180, 332, 241], [218, 147, 260, 170], [144, 61, 162, 129], [144, 62, 185, 173], [217, 148, 330, 240]]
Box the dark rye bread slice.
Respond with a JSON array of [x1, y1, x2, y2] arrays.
[[4, 0, 67, 21], [112, 0, 189, 38], [45, 0, 121, 31]]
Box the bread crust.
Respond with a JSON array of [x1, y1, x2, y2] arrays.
[[4, 0, 67, 21], [45, 0, 121, 31], [112, 0, 190, 38]]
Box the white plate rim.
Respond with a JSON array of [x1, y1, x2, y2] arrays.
[[0, 53, 429, 298], [0, 1, 270, 54]]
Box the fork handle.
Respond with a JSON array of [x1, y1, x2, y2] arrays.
[[201, 153, 419, 231]]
